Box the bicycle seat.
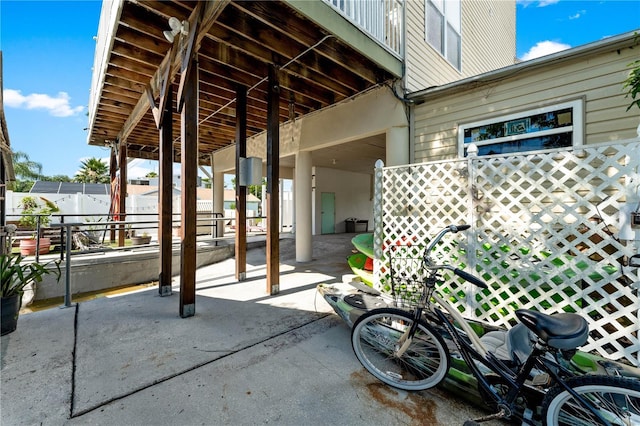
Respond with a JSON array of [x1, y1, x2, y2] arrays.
[[515, 309, 588, 350]]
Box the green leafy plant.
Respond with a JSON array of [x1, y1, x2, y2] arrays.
[[623, 33, 640, 112], [0, 253, 61, 298], [18, 196, 60, 231], [624, 58, 640, 111]]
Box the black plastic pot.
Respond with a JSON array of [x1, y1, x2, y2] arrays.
[[1, 294, 21, 335]]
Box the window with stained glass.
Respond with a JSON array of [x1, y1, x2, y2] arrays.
[[458, 100, 583, 157]]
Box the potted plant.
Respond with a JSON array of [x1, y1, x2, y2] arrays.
[[18, 196, 59, 255], [0, 253, 61, 335], [130, 232, 151, 245]]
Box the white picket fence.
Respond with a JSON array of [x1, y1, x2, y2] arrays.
[[373, 139, 640, 366]]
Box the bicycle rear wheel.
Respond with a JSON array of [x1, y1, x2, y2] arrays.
[[351, 308, 450, 391], [541, 375, 640, 425]]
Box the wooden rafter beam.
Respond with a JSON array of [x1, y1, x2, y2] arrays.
[[176, 4, 200, 113], [230, 2, 380, 84], [117, 0, 229, 143]]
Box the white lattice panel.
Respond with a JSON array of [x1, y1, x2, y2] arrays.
[[374, 141, 640, 366]]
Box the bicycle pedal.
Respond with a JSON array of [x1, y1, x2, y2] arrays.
[[465, 409, 506, 424]]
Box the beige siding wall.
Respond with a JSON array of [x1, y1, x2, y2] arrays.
[[405, 0, 515, 93], [462, 1, 515, 77], [412, 44, 640, 163]]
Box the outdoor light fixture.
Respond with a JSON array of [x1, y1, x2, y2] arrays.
[[163, 17, 189, 43]]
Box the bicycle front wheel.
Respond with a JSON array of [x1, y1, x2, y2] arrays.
[[541, 375, 640, 425], [351, 308, 450, 391]]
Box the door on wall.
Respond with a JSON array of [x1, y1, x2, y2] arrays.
[[321, 192, 335, 234]]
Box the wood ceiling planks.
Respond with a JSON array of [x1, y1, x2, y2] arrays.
[[88, 0, 394, 164]]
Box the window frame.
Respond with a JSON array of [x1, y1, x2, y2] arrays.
[[457, 99, 584, 157], [425, 0, 461, 70]]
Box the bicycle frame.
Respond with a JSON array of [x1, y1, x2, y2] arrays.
[[345, 225, 639, 424], [396, 264, 611, 423], [393, 225, 610, 422], [425, 292, 538, 418], [408, 291, 615, 424]]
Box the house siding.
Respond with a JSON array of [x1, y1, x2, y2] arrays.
[[412, 41, 640, 163], [404, 0, 515, 93]]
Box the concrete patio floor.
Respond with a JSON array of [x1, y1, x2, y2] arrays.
[[1, 233, 502, 425]]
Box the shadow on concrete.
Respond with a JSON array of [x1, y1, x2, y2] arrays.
[[1, 233, 501, 425]]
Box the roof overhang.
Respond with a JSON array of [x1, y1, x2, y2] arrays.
[[87, 0, 399, 166], [408, 30, 640, 102]]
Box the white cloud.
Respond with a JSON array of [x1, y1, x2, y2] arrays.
[[127, 158, 156, 180], [569, 10, 586, 20], [521, 40, 571, 61], [517, 0, 559, 7], [3, 89, 84, 117]]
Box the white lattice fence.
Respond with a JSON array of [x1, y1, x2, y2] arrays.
[[374, 140, 640, 365]]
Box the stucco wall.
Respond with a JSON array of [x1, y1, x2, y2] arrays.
[[34, 243, 249, 301], [312, 167, 372, 234], [212, 86, 406, 173]]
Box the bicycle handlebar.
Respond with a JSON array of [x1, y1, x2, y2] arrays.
[[425, 224, 470, 253], [454, 268, 488, 289], [425, 225, 488, 289]]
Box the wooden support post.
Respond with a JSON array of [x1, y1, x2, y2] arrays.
[[118, 141, 127, 247], [266, 65, 280, 295], [235, 85, 247, 281], [179, 61, 198, 318], [109, 146, 117, 242], [158, 85, 173, 297]]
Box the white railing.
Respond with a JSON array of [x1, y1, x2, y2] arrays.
[[323, 0, 404, 57]]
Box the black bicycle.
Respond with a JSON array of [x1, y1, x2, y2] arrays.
[[351, 225, 640, 425]]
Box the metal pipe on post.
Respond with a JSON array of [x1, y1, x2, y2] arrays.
[[61, 224, 73, 309], [59, 216, 65, 261], [35, 215, 41, 263], [235, 84, 247, 281], [179, 59, 198, 318], [118, 140, 127, 247], [266, 64, 280, 295], [158, 84, 173, 297]]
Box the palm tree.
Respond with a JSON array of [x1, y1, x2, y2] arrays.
[[74, 158, 109, 184], [9, 151, 43, 192]]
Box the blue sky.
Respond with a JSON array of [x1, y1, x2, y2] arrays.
[[1, 0, 639, 180]]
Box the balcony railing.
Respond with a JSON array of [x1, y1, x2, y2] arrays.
[[323, 0, 404, 57]]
